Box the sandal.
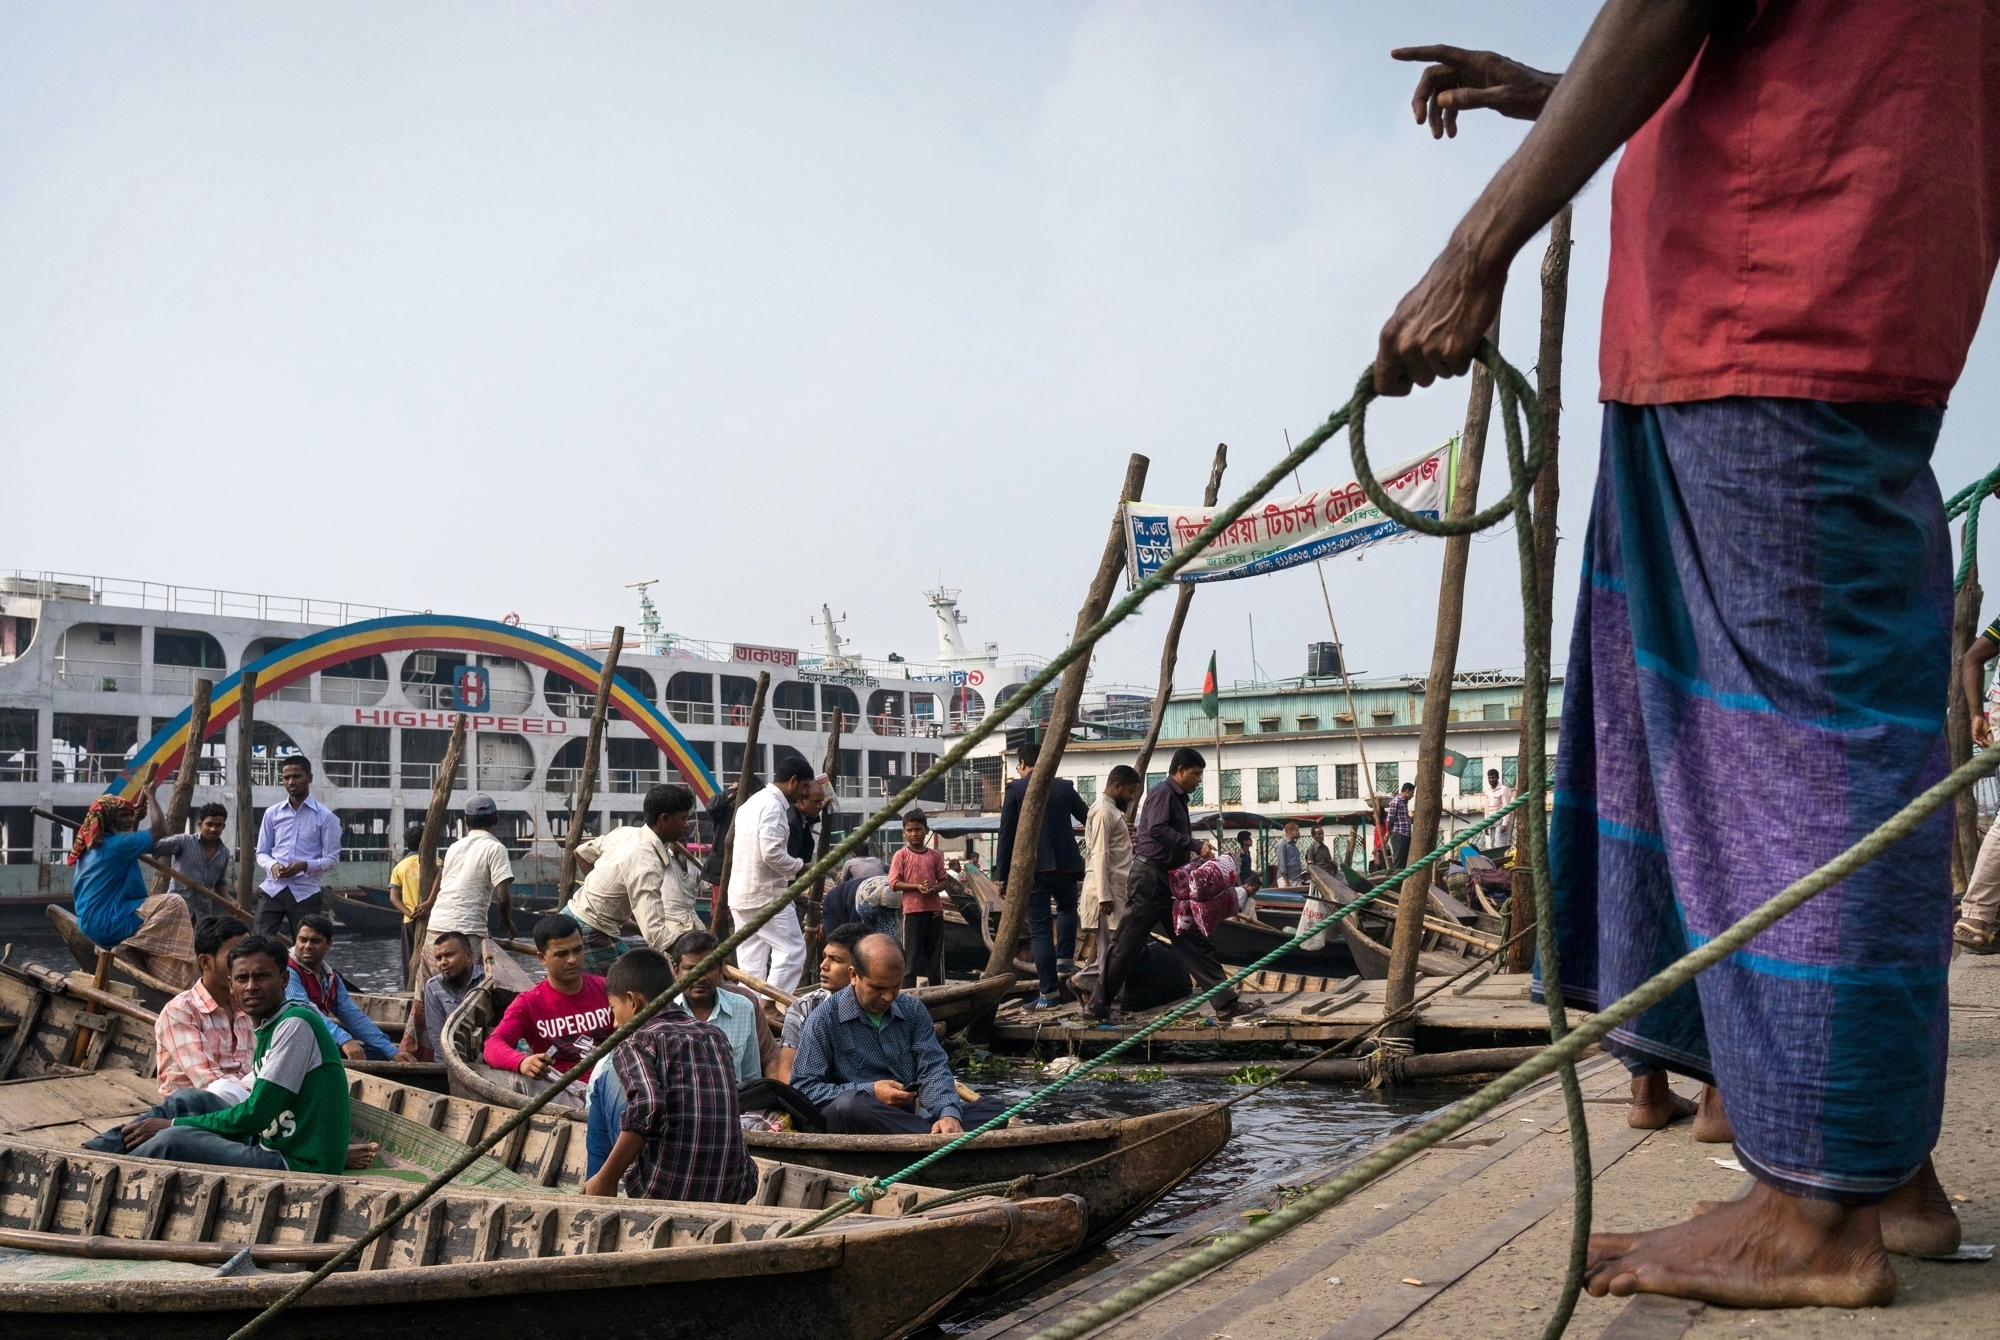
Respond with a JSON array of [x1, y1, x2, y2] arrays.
[[1953, 918, 1999, 954]]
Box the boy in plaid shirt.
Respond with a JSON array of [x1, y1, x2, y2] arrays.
[[582, 948, 756, 1204]]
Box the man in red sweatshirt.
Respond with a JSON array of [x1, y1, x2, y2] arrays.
[[481, 914, 611, 1101]]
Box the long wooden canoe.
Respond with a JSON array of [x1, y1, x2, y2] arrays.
[[441, 981, 1230, 1250], [1334, 909, 1479, 980], [0, 1129, 1027, 1339], [0, 963, 1088, 1311]]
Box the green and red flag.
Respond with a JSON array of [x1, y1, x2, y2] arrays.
[[1439, 747, 1472, 779], [1200, 652, 1219, 719]]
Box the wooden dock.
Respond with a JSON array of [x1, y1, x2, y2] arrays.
[[970, 956, 2000, 1340], [987, 971, 1580, 1054]]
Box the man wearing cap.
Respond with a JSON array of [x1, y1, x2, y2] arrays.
[[414, 794, 515, 981]]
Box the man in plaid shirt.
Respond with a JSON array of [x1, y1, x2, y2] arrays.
[[582, 949, 756, 1204], [1384, 782, 1416, 871], [152, 915, 255, 1098]]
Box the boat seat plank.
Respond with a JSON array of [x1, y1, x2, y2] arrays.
[[0, 1069, 159, 1136], [0, 991, 46, 1081]]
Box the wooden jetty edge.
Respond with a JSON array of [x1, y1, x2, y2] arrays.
[[969, 952, 2000, 1340]]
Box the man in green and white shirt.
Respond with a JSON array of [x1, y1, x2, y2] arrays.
[[109, 934, 353, 1174]]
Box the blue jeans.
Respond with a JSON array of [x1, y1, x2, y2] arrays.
[[1025, 872, 1079, 999], [85, 1088, 288, 1171]]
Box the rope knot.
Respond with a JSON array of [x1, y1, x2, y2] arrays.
[[846, 1179, 888, 1206], [1365, 1036, 1415, 1089]]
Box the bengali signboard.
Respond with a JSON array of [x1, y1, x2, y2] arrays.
[[1124, 438, 1456, 586], [732, 643, 800, 669]]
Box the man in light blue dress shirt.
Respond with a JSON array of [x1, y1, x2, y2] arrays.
[[254, 756, 343, 938]]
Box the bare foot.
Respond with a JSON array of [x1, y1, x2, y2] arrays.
[[1693, 1084, 1733, 1144], [1879, 1157, 1960, 1257], [1585, 1180, 1894, 1308], [1627, 1072, 1697, 1130]]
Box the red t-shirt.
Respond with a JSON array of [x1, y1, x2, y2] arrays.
[[889, 845, 948, 914], [482, 975, 613, 1072], [1601, 0, 2000, 407]]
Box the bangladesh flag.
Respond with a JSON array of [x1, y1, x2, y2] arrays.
[[1439, 747, 1473, 779], [1201, 652, 1219, 719]]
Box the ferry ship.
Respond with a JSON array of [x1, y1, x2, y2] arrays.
[[0, 570, 1143, 905]]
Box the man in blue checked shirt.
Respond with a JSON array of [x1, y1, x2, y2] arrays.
[[788, 933, 1009, 1135], [254, 756, 343, 938]]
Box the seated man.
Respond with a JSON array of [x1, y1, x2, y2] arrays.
[[790, 933, 1009, 1135], [88, 935, 361, 1173], [395, 930, 485, 1063], [151, 915, 253, 1099], [668, 929, 777, 1083], [68, 769, 198, 990], [776, 922, 865, 1083], [285, 913, 398, 1060], [481, 915, 610, 1100], [582, 948, 757, 1203]]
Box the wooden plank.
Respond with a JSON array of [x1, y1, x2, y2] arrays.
[[300, 1183, 338, 1243], [538, 1121, 571, 1188], [31, 1154, 66, 1231], [141, 1168, 179, 1240], [187, 1173, 224, 1242], [84, 1164, 118, 1235], [473, 1202, 506, 1261], [1311, 1124, 1655, 1340], [1598, 1294, 1708, 1340], [248, 1182, 283, 1244], [0, 990, 46, 1081], [361, 1192, 402, 1271]]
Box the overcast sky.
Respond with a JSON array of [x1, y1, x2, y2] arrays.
[[9, 2, 2000, 695]]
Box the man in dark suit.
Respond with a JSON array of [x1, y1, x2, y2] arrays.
[[994, 741, 1091, 1008]]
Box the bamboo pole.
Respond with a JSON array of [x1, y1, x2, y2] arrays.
[[1384, 312, 1500, 1038], [234, 671, 259, 913], [987, 454, 1150, 978], [802, 707, 846, 982], [153, 677, 213, 897], [405, 714, 467, 988], [1510, 203, 1571, 974], [1129, 445, 1228, 819], [1951, 534, 1983, 892], [558, 626, 624, 905], [709, 671, 771, 944]]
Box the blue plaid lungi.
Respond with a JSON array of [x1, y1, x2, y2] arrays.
[[1548, 398, 1952, 1204]]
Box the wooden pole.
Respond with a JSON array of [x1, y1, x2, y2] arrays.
[[1129, 445, 1228, 818], [709, 671, 771, 944], [1384, 312, 1500, 1038], [558, 626, 624, 904], [1510, 203, 1571, 974], [802, 707, 845, 982], [986, 454, 1150, 978], [405, 713, 467, 987], [152, 677, 213, 897], [1950, 533, 1984, 893], [234, 670, 259, 913]]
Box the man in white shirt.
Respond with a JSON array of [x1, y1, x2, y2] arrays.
[[1079, 766, 1140, 967], [727, 756, 817, 992], [253, 757, 343, 938], [416, 793, 515, 978], [1483, 768, 1516, 849], [566, 783, 701, 972]]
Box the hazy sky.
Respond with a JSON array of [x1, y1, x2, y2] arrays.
[[9, 3, 2000, 694]]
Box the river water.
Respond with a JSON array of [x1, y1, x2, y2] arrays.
[[3, 922, 1461, 1332]]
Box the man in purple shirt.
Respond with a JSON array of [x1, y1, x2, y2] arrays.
[[253, 757, 342, 938], [1083, 747, 1253, 1024]]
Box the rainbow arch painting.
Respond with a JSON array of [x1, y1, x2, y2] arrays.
[[108, 613, 720, 803]]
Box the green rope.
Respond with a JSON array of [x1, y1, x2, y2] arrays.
[[223, 322, 1411, 1340], [1027, 743, 2000, 1340], [1946, 462, 2000, 592]]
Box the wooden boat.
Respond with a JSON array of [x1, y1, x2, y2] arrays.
[[1205, 913, 1356, 977], [1334, 909, 1479, 981], [440, 983, 1229, 1250], [0, 960, 1088, 1328], [321, 887, 409, 935], [0, 1126, 1031, 1339]]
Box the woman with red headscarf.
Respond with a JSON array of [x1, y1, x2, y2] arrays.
[[69, 764, 197, 989]]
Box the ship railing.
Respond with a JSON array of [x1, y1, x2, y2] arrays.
[[547, 691, 595, 719], [47, 751, 138, 784], [832, 775, 863, 799], [772, 708, 817, 732], [608, 767, 668, 794], [404, 683, 454, 711], [720, 705, 759, 728], [56, 659, 141, 693], [869, 715, 906, 737], [544, 766, 587, 794], [152, 665, 229, 698], [864, 776, 907, 799], [664, 700, 715, 726], [4, 569, 416, 628], [942, 712, 985, 734], [323, 760, 392, 789], [1, 752, 37, 783], [319, 676, 389, 707], [401, 762, 468, 791], [477, 765, 535, 792], [338, 846, 392, 864]]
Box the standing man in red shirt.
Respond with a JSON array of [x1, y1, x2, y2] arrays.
[[1377, 0, 2000, 1309], [888, 810, 948, 988]]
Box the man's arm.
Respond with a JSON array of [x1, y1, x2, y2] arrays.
[[994, 782, 1022, 876], [1376, 0, 1734, 395], [906, 1004, 963, 1125], [584, 1130, 648, 1197], [787, 1013, 868, 1108], [1066, 783, 1091, 826], [1138, 789, 1198, 863], [306, 808, 342, 876], [256, 806, 279, 874], [1964, 632, 2000, 748], [756, 801, 804, 879], [284, 968, 355, 1047], [331, 980, 398, 1060], [482, 993, 536, 1072]]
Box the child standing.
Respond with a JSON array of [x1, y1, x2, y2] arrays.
[[582, 948, 755, 1204], [887, 810, 948, 988]]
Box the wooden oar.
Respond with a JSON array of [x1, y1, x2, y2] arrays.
[[30, 805, 241, 921]]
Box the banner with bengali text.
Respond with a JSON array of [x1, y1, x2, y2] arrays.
[[1123, 438, 1456, 585]]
